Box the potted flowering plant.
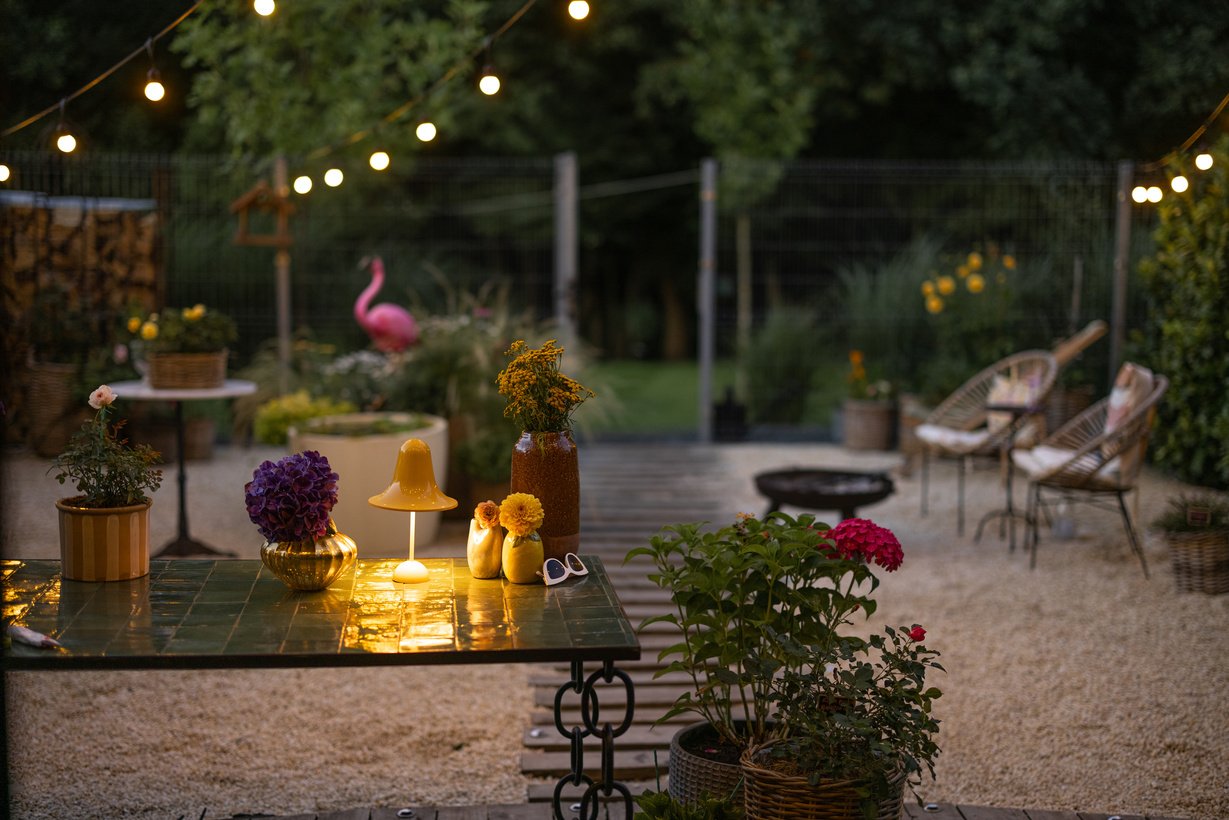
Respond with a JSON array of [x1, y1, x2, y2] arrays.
[[497, 339, 595, 562], [843, 349, 895, 451], [1151, 494, 1229, 595], [51, 384, 163, 581], [245, 450, 357, 590], [128, 303, 238, 389], [627, 513, 913, 806]]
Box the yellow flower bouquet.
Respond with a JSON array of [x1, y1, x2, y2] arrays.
[[496, 339, 594, 433]]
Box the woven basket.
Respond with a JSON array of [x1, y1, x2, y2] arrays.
[[1165, 530, 1229, 595], [147, 350, 227, 389], [26, 360, 88, 457], [741, 744, 904, 820], [668, 722, 745, 805]]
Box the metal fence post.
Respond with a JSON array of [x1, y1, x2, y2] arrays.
[[697, 158, 718, 443], [554, 151, 578, 348], [1110, 160, 1133, 382], [273, 154, 292, 395]]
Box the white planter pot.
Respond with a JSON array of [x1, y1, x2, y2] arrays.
[[289, 413, 449, 556]]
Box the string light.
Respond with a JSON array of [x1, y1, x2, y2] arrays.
[[293, 175, 312, 194], [1146, 186, 1163, 203], [568, 1, 590, 20], [479, 63, 501, 96], [53, 100, 77, 153], [1195, 153, 1214, 170], [369, 151, 391, 171], [324, 168, 344, 187], [415, 121, 437, 142], [1170, 175, 1189, 193], [1131, 186, 1148, 204], [143, 39, 166, 102], [0, 164, 11, 183], [253, 0, 275, 17]]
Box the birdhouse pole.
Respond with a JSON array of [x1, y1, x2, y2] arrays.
[[273, 155, 292, 394]]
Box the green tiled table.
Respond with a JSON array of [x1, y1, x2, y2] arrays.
[[1, 556, 640, 819]]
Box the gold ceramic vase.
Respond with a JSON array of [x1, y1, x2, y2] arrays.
[[260, 519, 357, 591], [502, 531, 544, 584], [467, 519, 503, 579]]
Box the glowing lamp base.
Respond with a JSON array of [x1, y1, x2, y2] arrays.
[[393, 559, 429, 584]]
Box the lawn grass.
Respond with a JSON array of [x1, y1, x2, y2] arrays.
[[576, 359, 846, 438]]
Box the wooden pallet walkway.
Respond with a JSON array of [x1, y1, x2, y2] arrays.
[[242, 802, 1186, 819]]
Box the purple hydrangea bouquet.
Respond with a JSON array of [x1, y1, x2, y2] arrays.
[[245, 450, 356, 590], [244, 450, 339, 543]]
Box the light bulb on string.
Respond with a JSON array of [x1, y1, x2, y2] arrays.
[[369, 151, 390, 171], [479, 66, 501, 95], [1146, 186, 1163, 203], [1170, 175, 1189, 193], [143, 39, 165, 102], [568, 1, 591, 20], [1131, 186, 1148, 203], [1195, 153, 1213, 171], [0, 164, 11, 183], [254, 0, 275, 16], [293, 175, 312, 194], [324, 168, 344, 187], [416, 121, 437, 142], [53, 100, 77, 153]]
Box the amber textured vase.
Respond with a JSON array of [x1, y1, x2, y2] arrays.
[[510, 430, 580, 562]]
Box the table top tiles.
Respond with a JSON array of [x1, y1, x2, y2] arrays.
[[1, 557, 639, 670]]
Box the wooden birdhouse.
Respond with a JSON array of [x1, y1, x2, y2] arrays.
[[229, 180, 295, 248]]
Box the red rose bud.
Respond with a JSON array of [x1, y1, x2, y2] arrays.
[[908, 625, 926, 642]]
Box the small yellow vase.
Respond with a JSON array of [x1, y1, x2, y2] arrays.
[[467, 519, 503, 579], [502, 531, 543, 584]]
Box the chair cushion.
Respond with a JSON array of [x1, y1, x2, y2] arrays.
[[1103, 362, 1155, 479], [1012, 445, 1076, 478], [986, 367, 1045, 432], [917, 423, 991, 453]]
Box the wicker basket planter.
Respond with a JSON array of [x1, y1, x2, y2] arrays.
[[147, 350, 227, 389], [1165, 530, 1229, 595], [842, 399, 895, 451], [741, 743, 905, 820], [668, 722, 745, 806]]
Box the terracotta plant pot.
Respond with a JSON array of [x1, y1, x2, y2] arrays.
[[56, 498, 152, 581]]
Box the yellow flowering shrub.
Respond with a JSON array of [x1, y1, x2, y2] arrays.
[[500, 492, 544, 537], [496, 339, 595, 432], [127, 304, 237, 354]]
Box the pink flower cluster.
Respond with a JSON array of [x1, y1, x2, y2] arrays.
[[827, 517, 903, 572]]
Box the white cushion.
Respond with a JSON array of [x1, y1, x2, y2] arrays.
[[1012, 445, 1076, 477], [917, 423, 991, 452]]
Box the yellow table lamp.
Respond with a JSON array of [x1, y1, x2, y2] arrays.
[[369, 438, 457, 583]]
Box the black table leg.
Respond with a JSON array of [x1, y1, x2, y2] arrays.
[[152, 401, 235, 559], [554, 658, 635, 820]]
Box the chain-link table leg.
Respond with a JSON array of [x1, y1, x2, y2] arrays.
[[553, 658, 635, 820]]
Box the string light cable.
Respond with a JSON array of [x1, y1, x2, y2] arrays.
[[1, 1, 203, 139], [1138, 89, 1228, 173]]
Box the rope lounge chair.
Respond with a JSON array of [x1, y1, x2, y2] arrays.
[[917, 350, 1059, 535], [1011, 363, 1168, 576]]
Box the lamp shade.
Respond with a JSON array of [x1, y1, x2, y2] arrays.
[[368, 438, 458, 512]]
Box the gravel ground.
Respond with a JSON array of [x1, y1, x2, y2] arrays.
[[4, 442, 1228, 819]]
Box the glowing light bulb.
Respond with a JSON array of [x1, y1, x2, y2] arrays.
[[254, 0, 275, 16], [1130, 186, 1147, 203], [56, 132, 77, 153], [479, 69, 501, 96], [324, 168, 344, 187], [1170, 175, 1189, 193], [369, 151, 390, 171], [1146, 186, 1162, 203], [293, 175, 312, 194], [0, 164, 10, 182], [416, 121, 437, 142], [144, 79, 165, 102], [568, 1, 591, 20], [1195, 153, 1213, 171]]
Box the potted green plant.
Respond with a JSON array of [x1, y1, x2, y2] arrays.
[[741, 622, 942, 820], [128, 303, 238, 389], [627, 512, 907, 805], [1151, 494, 1229, 595], [51, 385, 163, 581]]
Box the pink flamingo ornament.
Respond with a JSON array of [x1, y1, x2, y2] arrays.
[[354, 256, 419, 352]]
